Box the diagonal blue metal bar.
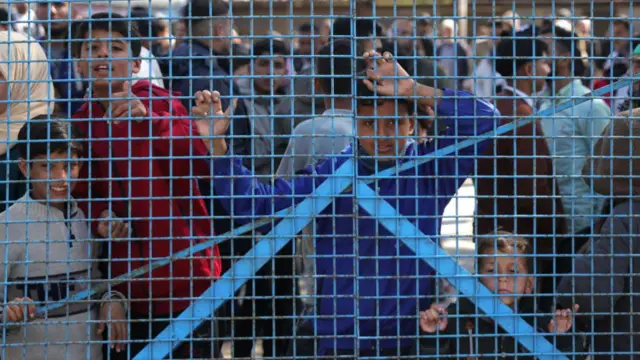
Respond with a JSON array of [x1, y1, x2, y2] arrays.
[[133, 76, 633, 359], [354, 181, 569, 360], [133, 159, 356, 360]]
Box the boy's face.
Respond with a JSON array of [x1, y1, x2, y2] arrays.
[[253, 54, 287, 95], [357, 101, 414, 162], [19, 152, 82, 210], [77, 29, 141, 93], [479, 249, 533, 308]]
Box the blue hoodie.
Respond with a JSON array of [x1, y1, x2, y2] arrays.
[[211, 89, 498, 353]]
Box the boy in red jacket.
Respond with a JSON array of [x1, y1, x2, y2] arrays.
[[71, 13, 221, 358]]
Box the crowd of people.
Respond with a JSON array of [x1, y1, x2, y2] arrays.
[[0, 1, 638, 359]]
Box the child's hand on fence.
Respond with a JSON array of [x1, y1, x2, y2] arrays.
[[548, 304, 579, 333], [4, 297, 35, 323], [419, 303, 448, 333], [108, 81, 147, 124], [97, 210, 129, 240], [193, 90, 237, 155], [98, 301, 127, 353], [363, 51, 414, 98]]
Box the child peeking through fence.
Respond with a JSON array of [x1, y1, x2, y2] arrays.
[[418, 231, 583, 358], [71, 13, 221, 359], [194, 47, 498, 357], [0, 118, 128, 360]]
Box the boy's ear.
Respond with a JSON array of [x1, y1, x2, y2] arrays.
[[314, 78, 324, 94], [522, 62, 534, 77], [18, 158, 28, 179], [524, 276, 535, 295], [131, 59, 142, 75]]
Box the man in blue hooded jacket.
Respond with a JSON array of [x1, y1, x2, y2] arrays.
[[194, 50, 498, 357]]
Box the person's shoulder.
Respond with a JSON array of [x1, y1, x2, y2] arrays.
[[293, 115, 354, 135]]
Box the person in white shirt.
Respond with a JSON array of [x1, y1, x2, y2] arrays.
[[0, 119, 128, 360], [134, 46, 164, 88], [12, 4, 43, 38]]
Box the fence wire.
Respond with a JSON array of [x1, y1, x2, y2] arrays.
[[0, 0, 638, 359]]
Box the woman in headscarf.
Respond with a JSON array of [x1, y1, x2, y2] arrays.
[[0, 31, 55, 212]]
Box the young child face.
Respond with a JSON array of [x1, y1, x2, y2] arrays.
[[19, 152, 82, 209], [77, 29, 141, 93], [479, 249, 534, 308], [357, 101, 414, 162]]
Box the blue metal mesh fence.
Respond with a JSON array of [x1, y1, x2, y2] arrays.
[[0, 0, 637, 359]]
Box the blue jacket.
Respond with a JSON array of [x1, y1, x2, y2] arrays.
[[211, 89, 497, 353]]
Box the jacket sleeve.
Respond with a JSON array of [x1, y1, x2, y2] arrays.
[[72, 121, 111, 235], [556, 205, 637, 322], [211, 153, 338, 226], [416, 304, 460, 356], [543, 324, 586, 356], [421, 89, 499, 211]]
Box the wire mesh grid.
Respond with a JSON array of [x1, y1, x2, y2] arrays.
[[0, 0, 637, 359]]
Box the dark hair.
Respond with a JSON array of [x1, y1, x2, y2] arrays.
[[332, 18, 383, 39], [495, 34, 548, 77], [16, 115, 83, 162], [253, 38, 289, 57], [74, 13, 142, 57], [378, 39, 416, 72], [477, 231, 533, 274], [181, 0, 229, 21], [0, 7, 9, 25], [298, 23, 318, 34], [540, 26, 586, 77], [131, 10, 169, 40], [316, 40, 365, 96], [614, 19, 631, 32]]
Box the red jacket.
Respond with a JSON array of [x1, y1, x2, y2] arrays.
[[73, 81, 221, 315]]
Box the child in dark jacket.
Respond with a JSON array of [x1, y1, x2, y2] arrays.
[[194, 49, 498, 357], [71, 13, 221, 358], [418, 232, 583, 358]]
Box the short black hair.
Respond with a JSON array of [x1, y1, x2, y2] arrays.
[[0, 7, 10, 25], [253, 39, 290, 57], [131, 10, 169, 39], [298, 23, 318, 34], [614, 19, 631, 32], [317, 40, 365, 97], [16, 115, 83, 162], [181, 0, 229, 21], [540, 26, 586, 76], [496, 33, 548, 77], [332, 18, 383, 39], [74, 13, 142, 57]]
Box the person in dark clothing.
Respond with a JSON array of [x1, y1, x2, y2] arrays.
[[418, 232, 582, 358], [36, 2, 85, 117], [476, 33, 566, 312], [170, 0, 251, 158], [558, 109, 640, 359], [294, 23, 321, 73]]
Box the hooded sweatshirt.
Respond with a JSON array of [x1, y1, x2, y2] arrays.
[[210, 89, 497, 353], [72, 80, 221, 315]]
